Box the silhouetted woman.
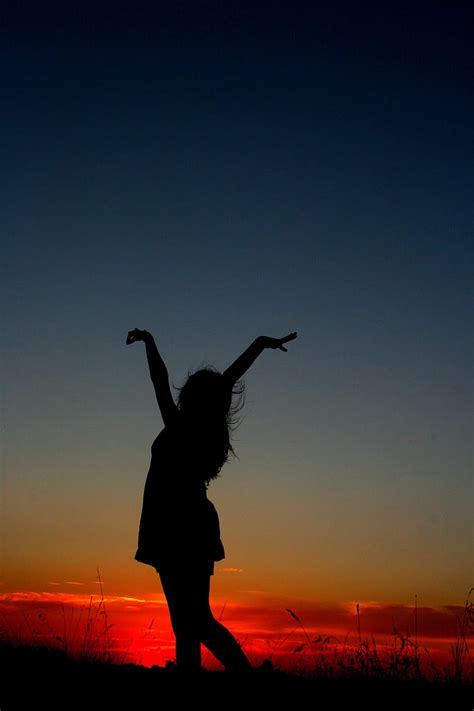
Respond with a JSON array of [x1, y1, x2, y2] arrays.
[[127, 328, 298, 672]]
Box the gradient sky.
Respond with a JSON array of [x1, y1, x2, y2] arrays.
[[1, 3, 472, 632]]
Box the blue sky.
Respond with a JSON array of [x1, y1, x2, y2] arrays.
[[1, 4, 472, 603]]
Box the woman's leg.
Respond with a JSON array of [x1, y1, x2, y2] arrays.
[[159, 569, 202, 672], [159, 567, 252, 672], [201, 616, 253, 671], [197, 573, 252, 671]]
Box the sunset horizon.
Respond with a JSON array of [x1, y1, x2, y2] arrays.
[[1, 573, 471, 673], [1, 2, 471, 692]]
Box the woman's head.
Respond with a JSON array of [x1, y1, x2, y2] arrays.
[[176, 367, 230, 418], [174, 365, 245, 484]]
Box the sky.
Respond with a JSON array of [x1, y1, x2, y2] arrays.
[[1, 3, 472, 667]]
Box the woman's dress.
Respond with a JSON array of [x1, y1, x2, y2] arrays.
[[134, 417, 225, 575]]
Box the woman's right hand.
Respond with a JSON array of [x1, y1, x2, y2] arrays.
[[126, 328, 149, 344], [259, 332, 298, 351]]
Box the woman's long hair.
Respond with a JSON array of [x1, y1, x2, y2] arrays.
[[173, 365, 245, 486]]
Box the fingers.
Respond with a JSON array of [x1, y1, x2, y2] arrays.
[[278, 332, 297, 350], [126, 328, 138, 344]]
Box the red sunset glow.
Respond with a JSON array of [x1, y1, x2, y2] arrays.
[[1, 4, 472, 693], [0, 590, 467, 674]]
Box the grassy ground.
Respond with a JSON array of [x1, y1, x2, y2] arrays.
[[0, 639, 472, 710], [1, 587, 472, 708]]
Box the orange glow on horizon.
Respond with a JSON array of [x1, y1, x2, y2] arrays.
[[0, 590, 468, 673]]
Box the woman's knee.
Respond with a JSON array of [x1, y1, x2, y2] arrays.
[[160, 569, 214, 639], [170, 607, 215, 639], [198, 610, 224, 641], [168, 606, 190, 637]]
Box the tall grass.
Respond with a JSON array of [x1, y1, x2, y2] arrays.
[[0, 568, 133, 666], [449, 587, 473, 682], [1, 580, 472, 686], [270, 589, 473, 685]]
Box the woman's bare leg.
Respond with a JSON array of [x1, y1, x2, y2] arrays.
[[159, 570, 202, 671], [201, 617, 252, 671], [159, 568, 252, 672]]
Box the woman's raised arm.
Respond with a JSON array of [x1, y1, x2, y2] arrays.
[[222, 332, 298, 387], [126, 328, 178, 426]]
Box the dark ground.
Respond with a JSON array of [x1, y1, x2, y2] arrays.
[[0, 642, 471, 710]]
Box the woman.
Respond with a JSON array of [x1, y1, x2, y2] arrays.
[[126, 328, 298, 672]]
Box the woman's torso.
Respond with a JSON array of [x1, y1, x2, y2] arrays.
[[135, 416, 225, 568]]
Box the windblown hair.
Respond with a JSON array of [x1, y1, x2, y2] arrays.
[[173, 365, 245, 486]]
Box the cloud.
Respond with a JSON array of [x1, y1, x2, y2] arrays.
[[222, 568, 244, 573], [0, 591, 168, 611], [0, 591, 464, 642]]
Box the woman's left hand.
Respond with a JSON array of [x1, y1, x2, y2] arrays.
[[126, 328, 148, 344], [259, 332, 298, 352]]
